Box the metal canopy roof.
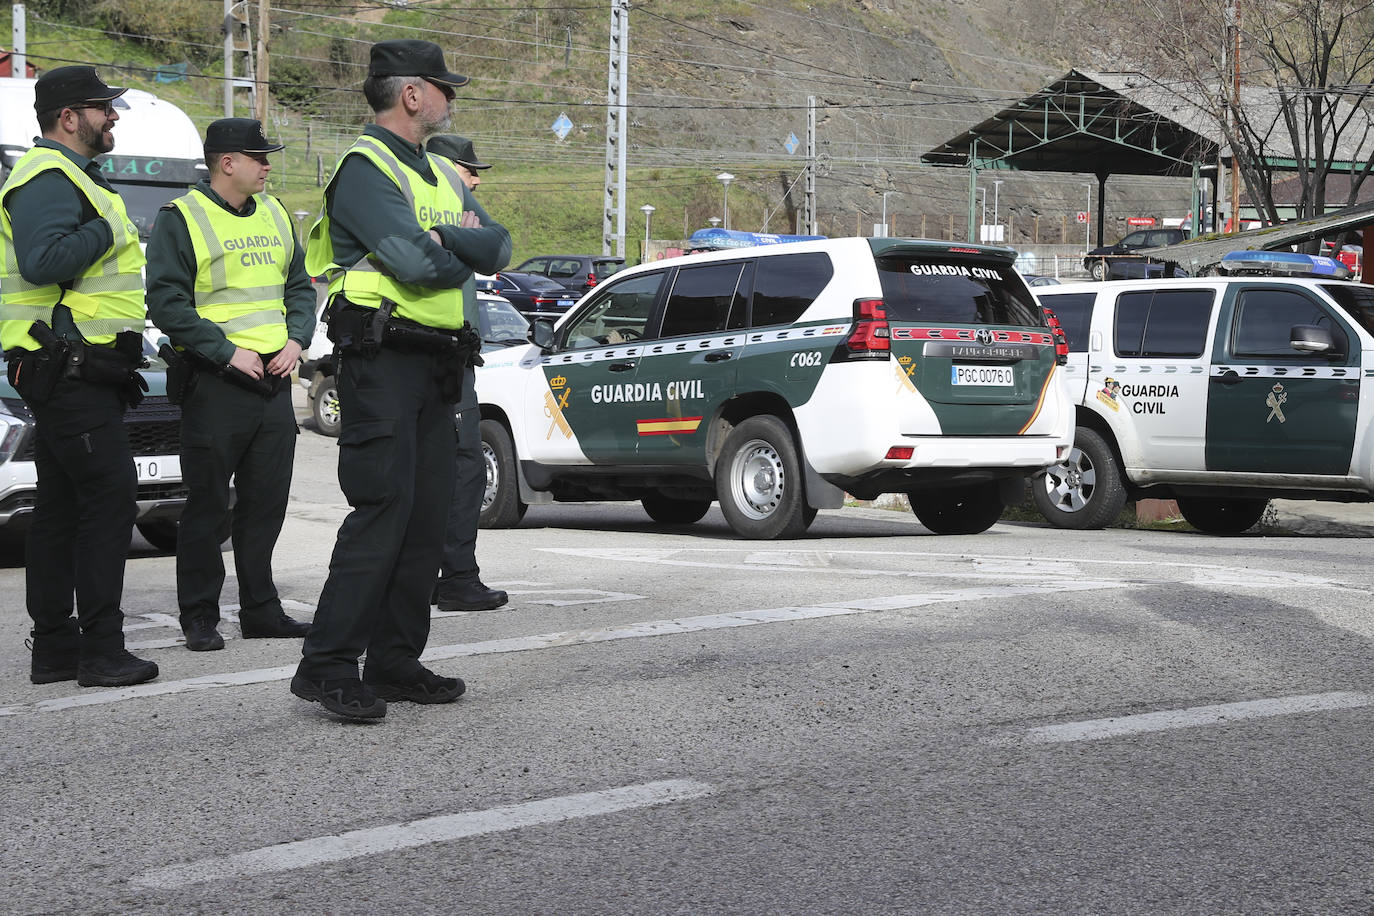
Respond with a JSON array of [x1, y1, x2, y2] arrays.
[[922, 69, 1219, 176]]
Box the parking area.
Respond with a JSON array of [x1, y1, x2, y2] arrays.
[[5, 411, 1374, 913]]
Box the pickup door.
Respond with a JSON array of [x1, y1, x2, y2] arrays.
[[1206, 284, 1359, 475]]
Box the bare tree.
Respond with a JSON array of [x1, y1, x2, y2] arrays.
[[1137, 0, 1374, 225]]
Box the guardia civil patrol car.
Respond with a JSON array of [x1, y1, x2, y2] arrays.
[[474, 237, 1073, 539], [1033, 252, 1374, 533]]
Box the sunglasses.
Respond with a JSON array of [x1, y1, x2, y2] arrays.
[[71, 101, 116, 116]]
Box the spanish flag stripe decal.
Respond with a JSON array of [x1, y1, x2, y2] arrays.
[[637, 416, 703, 436], [1017, 364, 1056, 435]]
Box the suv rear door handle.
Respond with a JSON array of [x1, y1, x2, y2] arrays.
[[1213, 370, 1242, 386], [608, 361, 637, 372], [705, 350, 734, 362]]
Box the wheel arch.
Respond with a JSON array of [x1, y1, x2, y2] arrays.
[[477, 405, 552, 506]]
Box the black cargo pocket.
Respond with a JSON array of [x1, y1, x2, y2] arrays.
[[337, 417, 397, 505]]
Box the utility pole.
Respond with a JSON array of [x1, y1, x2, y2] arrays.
[[11, 4, 25, 78], [804, 95, 817, 235], [602, 0, 629, 257], [223, 0, 253, 117], [1227, 0, 1241, 231], [255, 0, 270, 124]]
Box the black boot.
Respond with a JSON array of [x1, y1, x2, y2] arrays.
[[29, 623, 79, 684], [434, 578, 509, 612], [77, 647, 158, 688]]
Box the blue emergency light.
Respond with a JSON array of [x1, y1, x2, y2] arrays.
[[1219, 249, 1354, 279]]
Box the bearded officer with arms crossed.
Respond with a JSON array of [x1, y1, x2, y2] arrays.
[[0, 66, 157, 687], [145, 118, 315, 651], [292, 40, 511, 720], [424, 134, 507, 613]]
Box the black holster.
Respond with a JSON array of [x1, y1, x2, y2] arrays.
[[327, 296, 391, 360], [158, 343, 198, 405], [175, 345, 281, 398]]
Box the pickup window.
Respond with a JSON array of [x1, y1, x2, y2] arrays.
[[1233, 289, 1347, 358], [1321, 283, 1374, 335], [1113, 289, 1214, 357]]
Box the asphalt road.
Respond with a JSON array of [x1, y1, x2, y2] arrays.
[[4, 414, 1374, 915]]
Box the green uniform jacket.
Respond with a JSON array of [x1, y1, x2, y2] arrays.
[[2, 138, 118, 339], [323, 125, 510, 301], [146, 179, 316, 365]]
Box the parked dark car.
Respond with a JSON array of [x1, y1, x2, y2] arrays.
[[1082, 227, 1186, 280], [489, 270, 580, 319], [514, 254, 625, 293]]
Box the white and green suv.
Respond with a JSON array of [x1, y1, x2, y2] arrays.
[[475, 237, 1073, 539]]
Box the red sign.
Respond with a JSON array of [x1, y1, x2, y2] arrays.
[[1126, 217, 1156, 227], [1075, 211, 1089, 223]]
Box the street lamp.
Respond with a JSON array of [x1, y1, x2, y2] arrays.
[[707, 216, 722, 228], [979, 187, 987, 239], [293, 209, 309, 235], [880, 191, 893, 236], [716, 172, 734, 229], [639, 204, 655, 248]]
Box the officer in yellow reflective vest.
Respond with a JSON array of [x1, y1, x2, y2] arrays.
[[291, 40, 511, 720], [0, 66, 158, 689], [145, 118, 316, 652]]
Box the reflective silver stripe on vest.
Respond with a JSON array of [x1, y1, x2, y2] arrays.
[[73, 317, 141, 335], [0, 304, 46, 320], [179, 194, 231, 294], [215, 308, 285, 335]]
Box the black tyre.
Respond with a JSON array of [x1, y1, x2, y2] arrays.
[[1177, 497, 1268, 535], [910, 482, 1004, 535], [312, 372, 341, 438], [714, 415, 812, 539], [136, 519, 179, 552], [478, 419, 527, 528], [641, 493, 711, 525], [1088, 259, 1107, 281], [1032, 427, 1127, 529]]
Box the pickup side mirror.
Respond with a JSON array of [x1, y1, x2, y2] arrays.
[[528, 318, 557, 351], [1290, 324, 1335, 354]]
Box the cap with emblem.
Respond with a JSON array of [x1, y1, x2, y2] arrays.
[[427, 135, 490, 171], [368, 39, 468, 87], [34, 65, 127, 114], [203, 118, 285, 155]]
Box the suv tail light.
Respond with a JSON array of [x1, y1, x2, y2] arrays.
[[845, 298, 890, 357], [1041, 306, 1069, 366], [586, 272, 598, 287]]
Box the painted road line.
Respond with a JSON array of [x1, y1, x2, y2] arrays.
[[0, 579, 1118, 717], [545, 547, 1350, 591], [132, 779, 713, 890], [995, 691, 1374, 746]]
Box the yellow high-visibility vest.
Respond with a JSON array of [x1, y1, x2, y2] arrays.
[[170, 188, 292, 354], [306, 134, 467, 330], [0, 146, 146, 351]]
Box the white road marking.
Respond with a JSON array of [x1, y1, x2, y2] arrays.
[[0, 580, 1117, 717], [546, 547, 1352, 591], [131, 779, 713, 890], [501, 588, 645, 606], [995, 691, 1373, 746]]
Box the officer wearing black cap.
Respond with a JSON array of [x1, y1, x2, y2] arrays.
[[0, 66, 158, 687], [424, 135, 506, 613], [145, 118, 315, 652], [292, 40, 511, 720]]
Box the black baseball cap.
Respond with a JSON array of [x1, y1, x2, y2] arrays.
[[203, 118, 285, 155], [368, 39, 468, 87], [34, 65, 127, 114], [427, 135, 490, 170]]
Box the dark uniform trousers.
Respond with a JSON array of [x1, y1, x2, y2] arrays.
[[25, 376, 138, 655], [177, 370, 296, 627], [439, 364, 481, 582], [300, 346, 456, 681]]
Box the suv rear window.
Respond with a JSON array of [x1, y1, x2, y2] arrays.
[[875, 257, 1043, 326], [592, 258, 624, 279]]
